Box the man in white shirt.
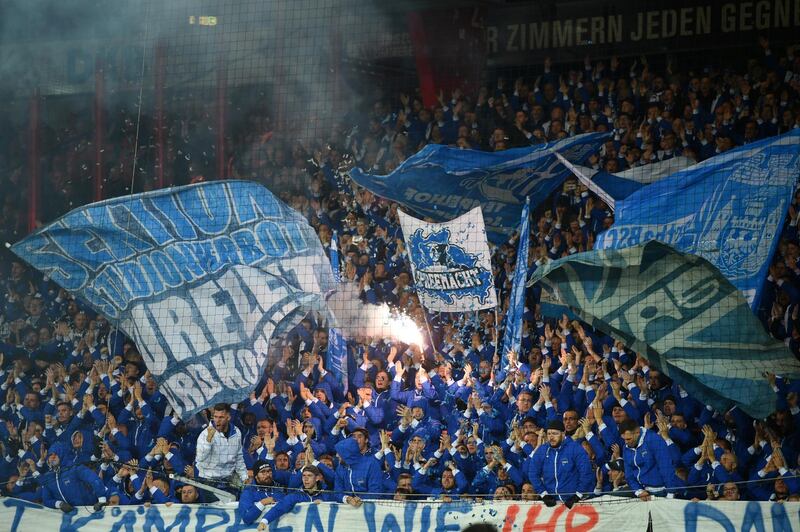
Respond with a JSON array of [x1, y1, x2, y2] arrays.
[[195, 403, 248, 491]]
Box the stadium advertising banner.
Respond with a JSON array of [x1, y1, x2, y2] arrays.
[[0, 497, 650, 531], [485, 0, 800, 64]]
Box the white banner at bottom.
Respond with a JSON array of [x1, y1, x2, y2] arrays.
[[0, 496, 647, 532], [649, 499, 800, 531]]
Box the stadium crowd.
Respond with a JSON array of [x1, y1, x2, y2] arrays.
[[1, 38, 800, 526]]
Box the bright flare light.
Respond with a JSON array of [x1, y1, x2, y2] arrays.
[[377, 305, 424, 347], [325, 283, 425, 346]]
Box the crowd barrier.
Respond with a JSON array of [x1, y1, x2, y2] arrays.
[[1, 496, 799, 531]]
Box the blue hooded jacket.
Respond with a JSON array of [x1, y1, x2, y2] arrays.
[[41, 442, 107, 508], [62, 429, 94, 467], [528, 436, 594, 501], [333, 438, 382, 500]]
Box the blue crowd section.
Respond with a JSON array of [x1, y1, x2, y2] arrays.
[[1, 39, 800, 528]]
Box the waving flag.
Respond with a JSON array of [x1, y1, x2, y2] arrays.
[[612, 155, 694, 183], [350, 132, 608, 243], [501, 197, 530, 366], [327, 327, 349, 395], [558, 155, 694, 210], [327, 230, 347, 392], [595, 130, 800, 309], [12, 181, 336, 418], [528, 240, 800, 419], [330, 230, 341, 281], [399, 207, 496, 312]]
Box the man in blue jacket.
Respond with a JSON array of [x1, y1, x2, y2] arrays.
[[619, 419, 677, 500], [527, 419, 593, 508], [334, 436, 382, 502], [257, 465, 349, 530], [40, 442, 107, 512], [238, 460, 285, 525]]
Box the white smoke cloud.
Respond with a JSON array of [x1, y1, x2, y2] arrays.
[[325, 281, 424, 347]]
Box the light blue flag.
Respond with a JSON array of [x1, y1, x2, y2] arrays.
[[559, 155, 694, 210], [330, 230, 340, 281], [580, 169, 645, 205], [327, 230, 347, 391], [527, 240, 800, 419], [595, 130, 800, 309], [11, 181, 336, 418], [327, 327, 348, 395], [350, 132, 608, 244], [501, 197, 530, 367]]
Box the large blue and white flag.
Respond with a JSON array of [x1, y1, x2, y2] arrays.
[[501, 197, 531, 366], [558, 154, 694, 210], [12, 181, 336, 418], [595, 130, 800, 309], [528, 240, 800, 419], [350, 133, 608, 243], [398, 207, 497, 312]]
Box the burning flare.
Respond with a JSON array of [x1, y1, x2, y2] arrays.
[[325, 282, 424, 347]]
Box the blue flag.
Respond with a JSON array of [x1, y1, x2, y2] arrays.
[[330, 230, 341, 281], [595, 130, 800, 309], [502, 198, 530, 367], [350, 133, 608, 243], [327, 327, 348, 395], [528, 240, 800, 419], [560, 155, 694, 210], [12, 181, 336, 418], [327, 230, 347, 391]]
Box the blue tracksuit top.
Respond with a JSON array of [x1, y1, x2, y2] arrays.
[[622, 427, 678, 495], [238, 482, 286, 524], [262, 489, 337, 524], [41, 443, 106, 508], [527, 436, 594, 501]]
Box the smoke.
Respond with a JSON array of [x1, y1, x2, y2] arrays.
[[210, 0, 395, 171], [326, 282, 424, 347], [0, 0, 396, 150], [0, 1, 162, 95]]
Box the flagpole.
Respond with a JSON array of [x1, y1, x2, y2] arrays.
[[493, 304, 501, 362]]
